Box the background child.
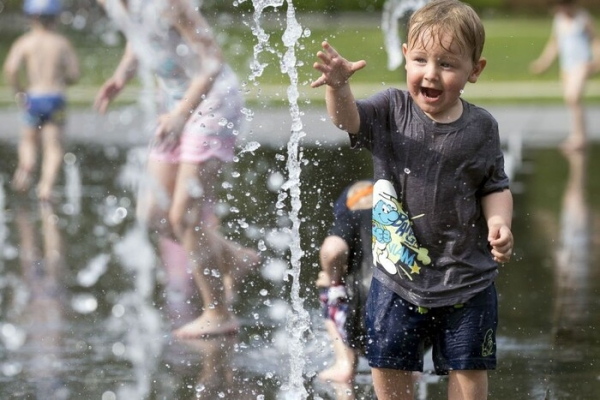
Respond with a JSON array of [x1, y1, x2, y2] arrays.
[[316, 180, 373, 387], [94, 0, 257, 338], [530, 0, 600, 150], [3, 0, 80, 201], [312, 0, 514, 398]]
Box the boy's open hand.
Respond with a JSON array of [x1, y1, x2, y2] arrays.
[[311, 41, 366, 89], [488, 224, 513, 263]]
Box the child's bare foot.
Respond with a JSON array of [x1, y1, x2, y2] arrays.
[[172, 311, 239, 339], [11, 167, 33, 193], [317, 359, 356, 384]]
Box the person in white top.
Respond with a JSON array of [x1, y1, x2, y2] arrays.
[[94, 0, 259, 338], [530, 0, 600, 150]]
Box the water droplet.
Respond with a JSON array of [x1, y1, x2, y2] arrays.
[[239, 141, 261, 155], [71, 293, 98, 314]]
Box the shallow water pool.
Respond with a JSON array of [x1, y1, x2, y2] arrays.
[[0, 134, 599, 400]]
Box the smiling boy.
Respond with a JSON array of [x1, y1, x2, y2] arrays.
[[311, 0, 514, 399]]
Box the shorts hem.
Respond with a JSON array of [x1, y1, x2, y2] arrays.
[[367, 358, 422, 372]]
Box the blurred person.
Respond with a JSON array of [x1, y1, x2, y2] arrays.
[[94, 0, 258, 338], [3, 0, 80, 201], [552, 146, 591, 341], [311, 0, 514, 398], [159, 236, 259, 330], [316, 180, 373, 389], [12, 200, 67, 397], [530, 0, 600, 150]]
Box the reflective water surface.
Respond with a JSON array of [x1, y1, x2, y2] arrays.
[[0, 128, 599, 399]]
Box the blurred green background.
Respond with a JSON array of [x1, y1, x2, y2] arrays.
[[1, 0, 599, 106]]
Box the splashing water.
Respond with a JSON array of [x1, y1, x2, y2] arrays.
[[237, 0, 310, 398], [0, 178, 6, 252], [63, 152, 82, 216], [382, 0, 428, 70]]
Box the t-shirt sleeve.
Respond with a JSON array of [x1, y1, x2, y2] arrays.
[[351, 89, 395, 149]]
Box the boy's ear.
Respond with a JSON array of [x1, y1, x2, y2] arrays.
[[468, 57, 487, 83], [402, 43, 408, 69]]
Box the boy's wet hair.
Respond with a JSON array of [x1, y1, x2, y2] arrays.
[[407, 0, 485, 64]]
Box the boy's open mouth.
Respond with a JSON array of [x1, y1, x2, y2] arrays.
[[421, 87, 443, 99]]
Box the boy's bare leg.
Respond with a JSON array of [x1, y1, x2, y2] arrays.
[[170, 161, 239, 338], [371, 368, 414, 400], [448, 370, 488, 400], [318, 319, 357, 383], [37, 123, 63, 201], [12, 126, 38, 193]]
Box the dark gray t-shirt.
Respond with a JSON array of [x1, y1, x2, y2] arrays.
[[353, 89, 509, 307]]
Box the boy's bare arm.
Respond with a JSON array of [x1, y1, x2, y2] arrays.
[[482, 189, 513, 263], [312, 41, 366, 134], [3, 38, 26, 94], [324, 84, 361, 134]]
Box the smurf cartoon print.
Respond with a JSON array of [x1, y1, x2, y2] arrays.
[[372, 179, 431, 279]]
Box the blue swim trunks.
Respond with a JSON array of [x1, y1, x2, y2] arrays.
[[365, 278, 498, 375], [23, 93, 67, 127]]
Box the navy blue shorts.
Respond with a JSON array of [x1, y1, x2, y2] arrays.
[[365, 278, 498, 375]]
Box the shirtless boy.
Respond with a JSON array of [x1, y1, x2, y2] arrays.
[[3, 0, 80, 200]]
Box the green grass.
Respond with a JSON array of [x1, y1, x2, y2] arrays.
[[1, 14, 599, 105]]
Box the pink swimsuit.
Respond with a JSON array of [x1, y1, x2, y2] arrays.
[[105, 0, 244, 164]]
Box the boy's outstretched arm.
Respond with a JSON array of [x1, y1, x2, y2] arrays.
[[3, 38, 26, 95], [311, 41, 366, 134], [482, 189, 513, 263]]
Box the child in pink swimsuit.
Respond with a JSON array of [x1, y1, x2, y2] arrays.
[[94, 0, 258, 338]]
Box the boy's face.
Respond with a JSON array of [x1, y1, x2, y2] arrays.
[[402, 30, 486, 122]]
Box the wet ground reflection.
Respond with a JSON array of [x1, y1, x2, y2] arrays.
[[0, 138, 599, 399]]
